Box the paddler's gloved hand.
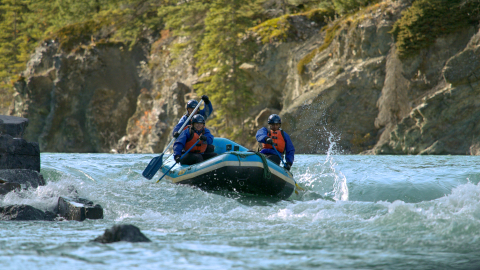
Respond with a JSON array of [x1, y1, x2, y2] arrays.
[[199, 135, 207, 141], [265, 137, 273, 145], [284, 162, 292, 171], [174, 155, 181, 163], [201, 95, 210, 104], [173, 131, 180, 138]]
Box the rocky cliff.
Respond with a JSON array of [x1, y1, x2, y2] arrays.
[[9, 0, 480, 155], [11, 41, 149, 152]]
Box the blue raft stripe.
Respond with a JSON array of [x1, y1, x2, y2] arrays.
[[165, 159, 295, 185]]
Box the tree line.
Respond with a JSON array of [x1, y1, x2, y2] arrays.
[[0, 0, 382, 136]]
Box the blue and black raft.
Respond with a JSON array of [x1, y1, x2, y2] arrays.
[[158, 138, 297, 199]]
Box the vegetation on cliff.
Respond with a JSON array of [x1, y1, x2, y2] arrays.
[[2, 0, 480, 142], [391, 0, 480, 59], [0, 0, 161, 112], [194, 0, 262, 139]]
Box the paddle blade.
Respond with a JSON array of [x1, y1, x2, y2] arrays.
[[295, 183, 305, 191], [142, 155, 163, 180]]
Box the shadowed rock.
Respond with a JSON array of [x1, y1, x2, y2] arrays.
[[0, 169, 45, 188], [57, 196, 103, 221], [93, 224, 151, 243], [0, 115, 29, 138], [0, 178, 21, 195], [0, 134, 40, 172], [0, 205, 56, 221]]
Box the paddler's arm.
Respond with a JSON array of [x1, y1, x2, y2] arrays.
[[255, 127, 269, 143], [172, 115, 188, 136], [203, 128, 214, 145], [173, 130, 189, 156], [283, 132, 295, 165], [199, 95, 213, 119]]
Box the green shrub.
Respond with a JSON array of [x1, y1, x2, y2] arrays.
[[391, 0, 480, 59], [297, 22, 340, 74], [321, 0, 381, 15], [249, 8, 335, 44]]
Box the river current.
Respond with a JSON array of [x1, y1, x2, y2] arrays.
[[1, 151, 480, 269]]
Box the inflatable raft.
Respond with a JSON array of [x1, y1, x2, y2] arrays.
[[159, 138, 296, 199]]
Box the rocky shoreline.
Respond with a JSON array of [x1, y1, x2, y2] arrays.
[[5, 0, 480, 155], [0, 115, 104, 221], [0, 115, 153, 243]]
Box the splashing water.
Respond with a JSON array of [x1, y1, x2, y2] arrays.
[[294, 131, 349, 201], [0, 152, 479, 269]]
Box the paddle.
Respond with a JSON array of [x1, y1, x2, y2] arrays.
[[142, 99, 204, 179], [156, 139, 200, 183], [270, 141, 305, 193]]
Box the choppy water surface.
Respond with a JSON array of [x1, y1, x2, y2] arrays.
[[1, 153, 480, 269]]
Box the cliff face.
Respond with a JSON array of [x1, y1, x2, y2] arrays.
[[375, 28, 480, 155], [11, 42, 149, 152], [242, 0, 480, 155], [10, 0, 480, 155]]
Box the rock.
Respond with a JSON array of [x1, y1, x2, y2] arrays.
[[443, 46, 480, 86], [0, 115, 29, 138], [0, 205, 56, 221], [93, 224, 151, 243], [375, 83, 480, 155], [11, 41, 148, 153], [8, 1, 480, 155], [0, 134, 40, 171], [0, 179, 21, 195], [0, 169, 45, 188], [57, 196, 103, 221], [115, 81, 191, 153]]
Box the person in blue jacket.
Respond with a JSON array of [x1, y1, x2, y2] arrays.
[[255, 114, 295, 171], [172, 95, 213, 138], [173, 114, 217, 165]]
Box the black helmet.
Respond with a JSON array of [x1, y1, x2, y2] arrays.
[[186, 100, 198, 110], [267, 114, 281, 124], [192, 114, 205, 124]]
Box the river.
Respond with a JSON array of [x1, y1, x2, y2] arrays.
[[1, 151, 480, 269]]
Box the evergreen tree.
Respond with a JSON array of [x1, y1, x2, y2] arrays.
[[0, 0, 29, 79], [195, 0, 260, 137]]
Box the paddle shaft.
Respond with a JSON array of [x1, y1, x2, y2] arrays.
[[271, 143, 287, 167], [270, 142, 302, 192], [156, 139, 200, 183]]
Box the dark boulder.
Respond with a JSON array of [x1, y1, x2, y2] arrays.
[[57, 196, 103, 221], [0, 115, 29, 138], [0, 178, 21, 195], [0, 134, 40, 172], [0, 205, 56, 221], [0, 169, 45, 188], [93, 224, 151, 243]]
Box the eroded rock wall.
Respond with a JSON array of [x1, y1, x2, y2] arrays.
[[11, 42, 148, 152], [10, 0, 480, 155], [375, 28, 480, 155]]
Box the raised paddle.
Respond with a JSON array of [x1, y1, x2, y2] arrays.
[[270, 141, 305, 193], [142, 99, 204, 179], [156, 139, 200, 183]]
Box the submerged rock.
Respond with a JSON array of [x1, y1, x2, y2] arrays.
[[0, 179, 21, 195], [93, 224, 151, 243], [0, 205, 56, 221], [57, 196, 104, 221]]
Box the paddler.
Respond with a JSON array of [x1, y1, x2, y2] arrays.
[[172, 95, 213, 138], [255, 114, 295, 171], [173, 114, 217, 165]]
